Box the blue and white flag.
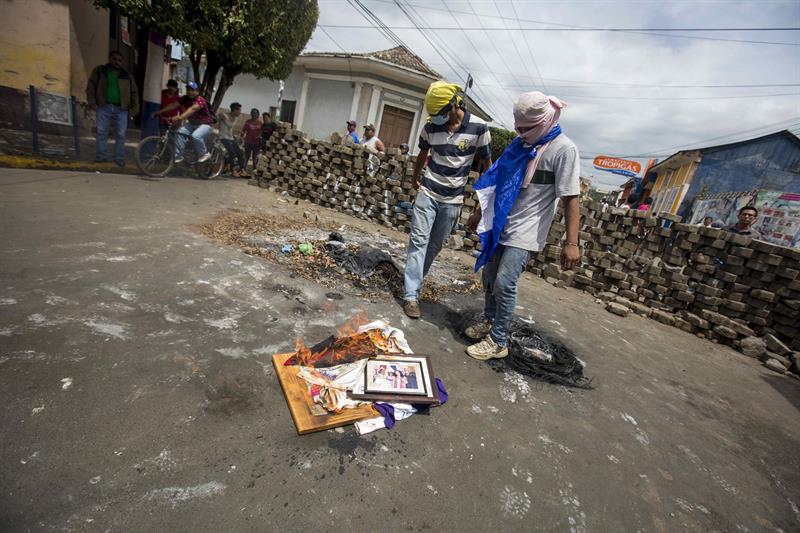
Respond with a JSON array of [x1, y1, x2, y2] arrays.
[[473, 125, 562, 271]]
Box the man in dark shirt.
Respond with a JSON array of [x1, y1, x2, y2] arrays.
[[726, 206, 762, 238], [86, 50, 139, 166], [153, 81, 214, 163], [261, 111, 277, 153]]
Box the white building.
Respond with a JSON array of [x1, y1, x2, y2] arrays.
[[221, 46, 492, 151]]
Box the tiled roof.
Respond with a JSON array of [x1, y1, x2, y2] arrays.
[[362, 46, 441, 78], [303, 46, 441, 78]]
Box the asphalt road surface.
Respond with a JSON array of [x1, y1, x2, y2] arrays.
[[1, 169, 798, 532]]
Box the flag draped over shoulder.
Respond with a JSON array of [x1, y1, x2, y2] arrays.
[[473, 125, 562, 271]]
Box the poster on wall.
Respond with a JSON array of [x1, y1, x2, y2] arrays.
[[753, 191, 800, 249], [120, 16, 131, 46], [688, 192, 757, 227], [36, 91, 71, 125]]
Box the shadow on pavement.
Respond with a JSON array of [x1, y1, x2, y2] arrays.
[[761, 373, 800, 413]]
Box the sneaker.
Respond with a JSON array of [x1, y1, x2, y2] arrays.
[[93, 157, 108, 164], [197, 153, 211, 163], [464, 318, 492, 340], [466, 336, 508, 360], [174, 156, 184, 164], [403, 300, 421, 319]]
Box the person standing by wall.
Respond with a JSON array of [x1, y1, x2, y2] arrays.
[[464, 91, 581, 360], [242, 108, 262, 174], [402, 81, 492, 319], [344, 120, 359, 145], [86, 50, 140, 167], [218, 102, 244, 177], [158, 79, 180, 132], [361, 124, 385, 154], [261, 111, 277, 155], [726, 206, 762, 238]]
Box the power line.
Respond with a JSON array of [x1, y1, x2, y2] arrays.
[[585, 118, 800, 159], [501, 91, 800, 100], [395, 1, 512, 127], [364, 0, 800, 45], [320, 24, 800, 32], [508, 0, 547, 92]]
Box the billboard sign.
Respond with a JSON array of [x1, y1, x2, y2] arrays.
[[593, 155, 641, 178]]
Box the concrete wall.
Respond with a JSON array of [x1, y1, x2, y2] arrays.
[[69, 0, 109, 100], [301, 78, 353, 141], [678, 134, 800, 218], [220, 67, 305, 117], [0, 0, 71, 94]]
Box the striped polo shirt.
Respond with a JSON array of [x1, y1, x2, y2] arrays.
[[418, 111, 491, 204]]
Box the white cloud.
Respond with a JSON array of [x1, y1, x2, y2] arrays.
[[307, 0, 800, 187]]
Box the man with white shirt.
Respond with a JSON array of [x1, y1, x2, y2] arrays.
[[464, 92, 582, 360]]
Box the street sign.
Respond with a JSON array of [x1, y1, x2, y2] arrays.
[[593, 155, 641, 178]]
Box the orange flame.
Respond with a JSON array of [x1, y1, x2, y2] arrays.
[[288, 310, 379, 367]]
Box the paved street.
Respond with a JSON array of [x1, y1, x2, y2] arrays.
[[1, 168, 798, 532]]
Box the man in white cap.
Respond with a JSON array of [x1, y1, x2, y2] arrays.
[[402, 81, 492, 319], [464, 91, 582, 360]]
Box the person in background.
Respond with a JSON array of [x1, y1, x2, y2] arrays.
[[637, 197, 653, 211], [242, 108, 262, 173], [159, 79, 180, 132], [86, 50, 140, 167], [463, 91, 580, 360], [218, 102, 244, 177], [152, 81, 214, 163], [344, 120, 359, 145], [361, 124, 385, 154], [399, 143, 411, 159], [702, 216, 714, 227], [261, 111, 277, 154], [621, 193, 639, 209], [402, 81, 492, 319], [726, 206, 762, 238]]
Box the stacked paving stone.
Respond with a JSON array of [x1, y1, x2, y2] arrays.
[[530, 201, 800, 373], [253, 124, 798, 374]]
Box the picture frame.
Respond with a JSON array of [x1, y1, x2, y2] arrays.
[[349, 355, 439, 405]]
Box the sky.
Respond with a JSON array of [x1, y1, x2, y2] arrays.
[[303, 0, 800, 189]]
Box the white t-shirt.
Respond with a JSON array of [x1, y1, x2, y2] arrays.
[[500, 134, 581, 252]]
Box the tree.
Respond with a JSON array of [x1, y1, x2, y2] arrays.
[[488, 126, 517, 162], [96, 0, 319, 110]]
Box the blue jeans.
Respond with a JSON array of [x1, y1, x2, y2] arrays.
[[174, 123, 213, 159], [482, 244, 530, 347], [95, 104, 128, 162], [403, 190, 461, 302]]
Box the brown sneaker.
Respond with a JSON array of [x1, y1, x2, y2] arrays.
[[466, 336, 508, 360], [403, 300, 421, 319]]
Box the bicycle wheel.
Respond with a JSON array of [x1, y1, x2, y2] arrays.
[[196, 144, 226, 179], [136, 135, 174, 177]]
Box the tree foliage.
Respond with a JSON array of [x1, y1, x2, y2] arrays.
[[95, 0, 319, 110], [488, 126, 517, 162]]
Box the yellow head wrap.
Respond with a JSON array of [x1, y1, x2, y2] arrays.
[[424, 81, 463, 116]]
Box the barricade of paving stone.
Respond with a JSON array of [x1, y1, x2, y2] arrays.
[[255, 124, 487, 249], [252, 124, 798, 373], [529, 200, 799, 372]]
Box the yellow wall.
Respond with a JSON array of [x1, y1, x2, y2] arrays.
[[69, 0, 109, 100], [0, 0, 71, 94], [650, 160, 698, 214], [0, 0, 108, 99]]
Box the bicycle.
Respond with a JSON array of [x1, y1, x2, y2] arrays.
[[135, 126, 226, 179]]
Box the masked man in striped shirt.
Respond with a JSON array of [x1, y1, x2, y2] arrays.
[[402, 82, 492, 319]]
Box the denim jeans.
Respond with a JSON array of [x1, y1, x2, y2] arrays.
[[403, 190, 461, 302], [482, 244, 530, 347], [174, 123, 213, 159], [244, 142, 260, 170], [220, 139, 244, 171], [95, 104, 128, 162]]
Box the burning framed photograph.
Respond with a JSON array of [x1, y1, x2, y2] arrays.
[[364, 358, 428, 396]]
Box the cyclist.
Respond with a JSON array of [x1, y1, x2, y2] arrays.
[[152, 81, 214, 163]]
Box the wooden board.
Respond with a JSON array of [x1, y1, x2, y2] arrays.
[[272, 353, 378, 435]]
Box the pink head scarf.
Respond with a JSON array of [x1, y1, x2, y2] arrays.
[[513, 92, 567, 187]]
